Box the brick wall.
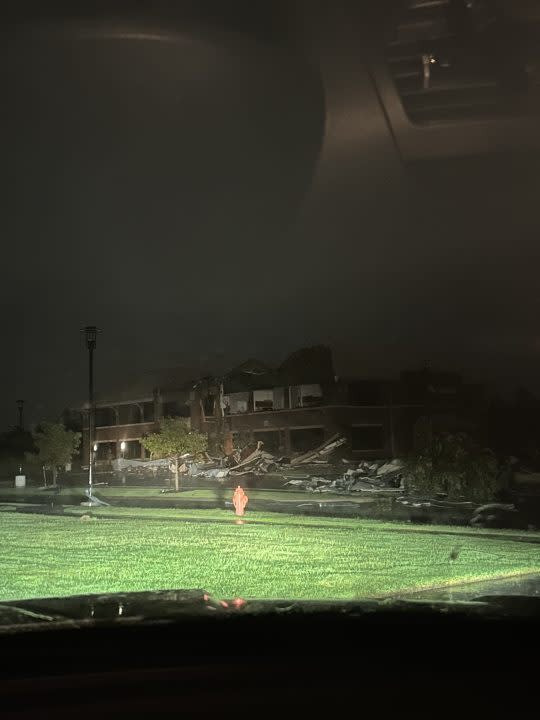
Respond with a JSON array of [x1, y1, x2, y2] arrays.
[[201, 404, 425, 457]]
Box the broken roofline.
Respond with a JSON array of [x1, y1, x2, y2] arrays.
[[86, 345, 481, 410], [214, 345, 335, 393], [86, 347, 334, 407]]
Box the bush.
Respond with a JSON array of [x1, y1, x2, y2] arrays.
[[404, 432, 499, 502]]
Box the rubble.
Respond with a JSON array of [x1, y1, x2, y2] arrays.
[[376, 459, 405, 476], [186, 467, 229, 480], [186, 438, 411, 497], [185, 435, 348, 480], [470, 502, 518, 527], [284, 458, 405, 493], [112, 458, 169, 471], [106, 434, 410, 500], [81, 489, 110, 507], [226, 435, 347, 476], [289, 434, 347, 466]]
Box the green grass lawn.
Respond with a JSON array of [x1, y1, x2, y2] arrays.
[[0, 508, 538, 602]]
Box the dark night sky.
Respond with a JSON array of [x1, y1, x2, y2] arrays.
[[2, 2, 540, 429]]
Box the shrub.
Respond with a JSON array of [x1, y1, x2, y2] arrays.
[[404, 432, 499, 502]]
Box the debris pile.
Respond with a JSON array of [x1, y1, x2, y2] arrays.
[[189, 434, 348, 480], [110, 433, 406, 497], [111, 458, 170, 481], [112, 458, 169, 471], [397, 496, 476, 508], [470, 502, 518, 528], [288, 434, 347, 466], [284, 458, 405, 493]]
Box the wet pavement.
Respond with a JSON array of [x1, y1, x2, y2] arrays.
[[399, 573, 540, 602], [1, 473, 539, 527], [0, 488, 537, 528]]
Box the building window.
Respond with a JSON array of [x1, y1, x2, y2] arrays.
[[253, 429, 281, 453], [273, 388, 285, 410], [94, 407, 116, 427], [253, 389, 274, 411], [162, 400, 189, 419], [162, 401, 178, 417], [290, 384, 323, 408], [300, 384, 323, 407], [118, 404, 143, 425], [351, 425, 384, 451], [123, 440, 144, 459], [95, 442, 116, 461], [290, 386, 301, 408], [203, 395, 215, 417], [290, 426, 325, 452], [142, 401, 156, 421], [225, 392, 249, 414]]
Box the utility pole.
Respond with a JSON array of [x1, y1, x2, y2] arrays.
[[81, 326, 101, 501]]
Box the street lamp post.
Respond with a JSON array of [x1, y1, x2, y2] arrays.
[[81, 326, 101, 502], [120, 441, 126, 484]]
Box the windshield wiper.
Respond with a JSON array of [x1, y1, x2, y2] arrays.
[[0, 604, 61, 624]]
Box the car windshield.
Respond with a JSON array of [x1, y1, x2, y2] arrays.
[[1, 1, 540, 619]]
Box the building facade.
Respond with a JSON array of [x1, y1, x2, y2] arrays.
[[190, 347, 487, 459], [83, 347, 487, 465], [81, 367, 195, 466]]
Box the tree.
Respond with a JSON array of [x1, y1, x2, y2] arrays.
[[404, 432, 499, 502], [140, 418, 208, 492], [31, 422, 81, 487]]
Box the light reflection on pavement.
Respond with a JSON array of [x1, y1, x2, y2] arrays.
[[399, 574, 540, 602]]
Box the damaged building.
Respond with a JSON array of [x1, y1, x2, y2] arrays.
[[190, 346, 487, 460], [82, 346, 487, 466]]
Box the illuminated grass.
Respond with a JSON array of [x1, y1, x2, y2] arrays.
[[64, 504, 540, 538], [0, 511, 538, 603]]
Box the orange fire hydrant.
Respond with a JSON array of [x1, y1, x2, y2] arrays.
[[232, 486, 248, 516]]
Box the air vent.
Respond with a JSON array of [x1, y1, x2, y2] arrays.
[[386, 0, 539, 124]]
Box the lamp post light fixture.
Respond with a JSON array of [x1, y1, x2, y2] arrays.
[[120, 441, 127, 485], [81, 325, 101, 502]]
